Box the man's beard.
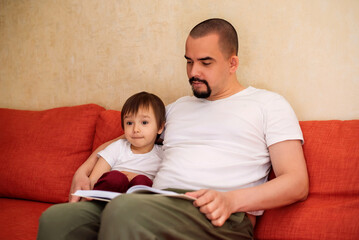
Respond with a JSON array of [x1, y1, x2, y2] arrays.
[[189, 77, 212, 98]]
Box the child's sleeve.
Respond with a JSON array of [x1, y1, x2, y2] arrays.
[[97, 139, 124, 168]]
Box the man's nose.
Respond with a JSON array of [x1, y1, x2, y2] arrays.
[[190, 63, 201, 78]]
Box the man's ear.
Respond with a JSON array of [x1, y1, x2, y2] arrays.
[[229, 55, 239, 73]]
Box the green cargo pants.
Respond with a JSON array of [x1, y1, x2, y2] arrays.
[[37, 193, 253, 240]]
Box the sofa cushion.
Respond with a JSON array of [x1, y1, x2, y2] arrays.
[[0, 198, 53, 240], [0, 104, 105, 203], [255, 120, 359, 240], [92, 110, 124, 151]]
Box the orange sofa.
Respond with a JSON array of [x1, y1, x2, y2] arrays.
[[0, 104, 358, 240]]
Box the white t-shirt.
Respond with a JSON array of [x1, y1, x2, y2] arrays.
[[153, 86, 303, 192], [98, 139, 163, 180]]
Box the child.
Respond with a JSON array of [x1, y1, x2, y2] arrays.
[[89, 91, 166, 193]]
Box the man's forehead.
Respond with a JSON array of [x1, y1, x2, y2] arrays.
[[187, 33, 220, 41], [186, 34, 220, 55]]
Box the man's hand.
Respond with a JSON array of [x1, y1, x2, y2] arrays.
[[186, 189, 235, 227], [68, 170, 91, 202], [67, 137, 124, 202]]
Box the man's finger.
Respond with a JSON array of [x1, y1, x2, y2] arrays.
[[211, 215, 227, 227], [186, 189, 210, 207], [199, 199, 217, 214], [205, 210, 221, 221], [185, 189, 207, 198], [69, 194, 80, 203], [193, 190, 214, 207]]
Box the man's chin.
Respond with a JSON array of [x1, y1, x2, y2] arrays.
[[189, 80, 212, 98], [193, 90, 211, 99]]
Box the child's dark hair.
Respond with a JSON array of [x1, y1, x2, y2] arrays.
[[121, 92, 166, 130]]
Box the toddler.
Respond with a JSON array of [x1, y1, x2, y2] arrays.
[[89, 91, 165, 193]]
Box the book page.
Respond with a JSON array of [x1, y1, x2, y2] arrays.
[[72, 186, 196, 201], [72, 190, 121, 201], [127, 185, 196, 200], [127, 185, 177, 195]]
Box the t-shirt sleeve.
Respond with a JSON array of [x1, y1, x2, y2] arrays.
[[264, 94, 303, 147], [154, 144, 164, 160], [159, 103, 174, 140], [97, 140, 124, 167]]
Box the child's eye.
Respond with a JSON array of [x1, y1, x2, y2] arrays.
[[142, 121, 149, 125], [126, 122, 133, 125]]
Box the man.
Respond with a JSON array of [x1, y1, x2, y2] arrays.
[[38, 18, 308, 240]]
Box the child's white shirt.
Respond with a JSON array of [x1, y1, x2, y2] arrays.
[[98, 139, 163, 180]]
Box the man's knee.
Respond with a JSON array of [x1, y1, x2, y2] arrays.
[[102, 194, 145, 225], [38, 204, 72, 240], [99, 194, 162, 239], [38, 202, 105, 240], [39, 203, 69, 229]]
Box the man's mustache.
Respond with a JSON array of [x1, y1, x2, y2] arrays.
[[189, 77, 208, 85]]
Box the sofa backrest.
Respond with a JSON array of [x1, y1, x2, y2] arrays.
[[255, 120, 359, 240], [1, 105, 358, 239], [92, 110, 124, 151], [0, 104, 105, 203]]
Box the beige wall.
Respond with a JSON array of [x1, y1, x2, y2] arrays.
[[0, 0, 358, 120]]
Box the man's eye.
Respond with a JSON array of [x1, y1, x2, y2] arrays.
[[202, 62, 211, 66], [187, 61, 193, 64]]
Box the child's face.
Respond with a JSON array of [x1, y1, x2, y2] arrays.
[[123, 105, 164, 154]]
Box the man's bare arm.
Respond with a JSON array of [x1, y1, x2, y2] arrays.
[[187, 140, 309, 226], [68, 135, 124, 202], [89, 157, 112, 189], [235, 139, 309, 209]]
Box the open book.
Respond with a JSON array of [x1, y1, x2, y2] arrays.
[[72, 185, 196, 202]]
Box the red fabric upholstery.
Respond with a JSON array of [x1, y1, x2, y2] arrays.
[[0, 105, 358, 240], [255, 120, 359, 240], [92, 110, 124, 151], [0, 198, 52, 240], [0, 104, 105, 203]]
